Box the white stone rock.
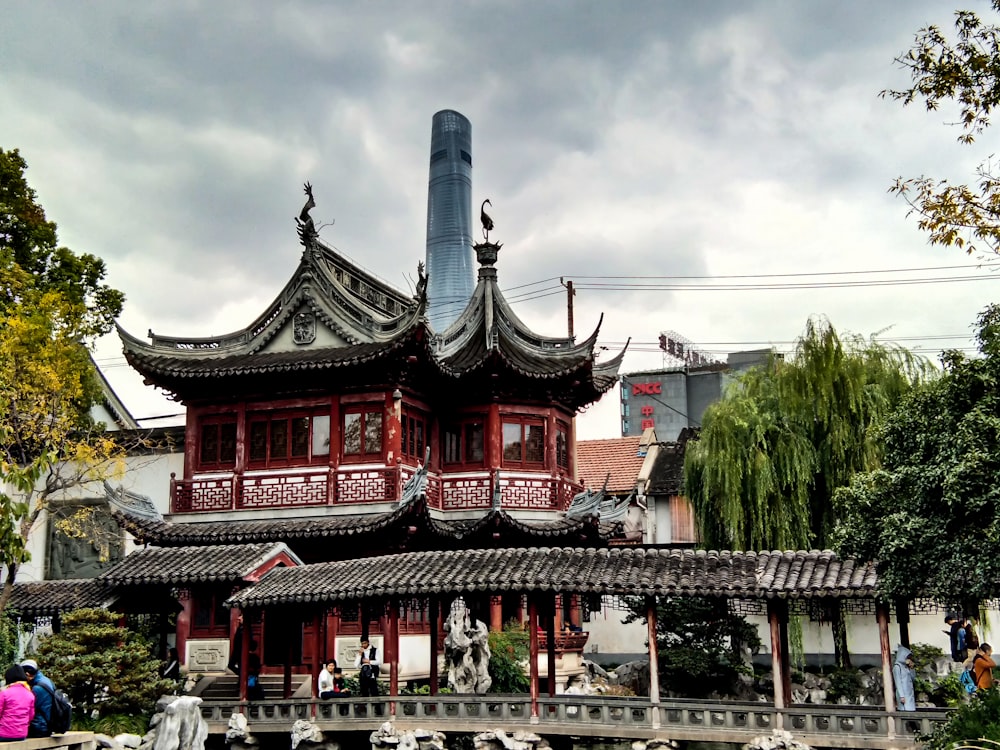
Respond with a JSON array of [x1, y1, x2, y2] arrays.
[[290, 720, 325, 749], [116, 734, 143, 748], [153, 695, 207, 750], [94, 734, 123, 750]]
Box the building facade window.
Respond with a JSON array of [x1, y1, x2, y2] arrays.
[[401, 410, 427, 463], [556, 422, 570, 471], [191, 589, 230, 638], [198, 417, 237, 470], [502, 418, 545, 469], [343, 407, 382, 461], [248, 411, 330, 468], [443, 417, 485, 467]]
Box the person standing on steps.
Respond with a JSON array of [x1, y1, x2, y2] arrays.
[[353, 638, 380, 697]]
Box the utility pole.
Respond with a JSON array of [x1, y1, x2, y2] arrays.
[[561, 277, 575, 338]]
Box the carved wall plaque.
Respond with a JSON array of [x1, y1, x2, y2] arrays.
[[293, 312, 316, 345]]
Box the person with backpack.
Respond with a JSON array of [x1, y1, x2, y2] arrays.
[[973, 643, 996, 691], [0, 665, 35, 741], [353, 638, 380, 697], [19, 660, 54, 738]]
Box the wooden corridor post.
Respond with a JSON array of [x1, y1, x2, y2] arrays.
[[429, 597, 439, 696], [546, 597, 557, 697], [767, 599, 790, 710], [646, 596, 661, 730], [877, 602, 896, 739], [528, 596, 540, 721], [389, 601, 399, 716]]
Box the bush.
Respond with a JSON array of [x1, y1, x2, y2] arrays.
[[920, 686, 1000, 748], [32, 608, 175, 719], [487, 621, 530, 694], [827, 669, 863, 703]]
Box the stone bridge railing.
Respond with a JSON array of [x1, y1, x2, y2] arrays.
[[198, 695, 949, 748]]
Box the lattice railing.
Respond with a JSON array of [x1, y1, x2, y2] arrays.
[[336, 467, 398, 504], [171, 476, 236, 513], [441, 474, 494, 510], [239, 471, 329, 509]]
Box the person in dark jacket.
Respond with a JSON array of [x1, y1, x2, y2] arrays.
[[19, 660, 54, 738]]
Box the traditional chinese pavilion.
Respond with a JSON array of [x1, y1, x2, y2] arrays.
[[110, 189, 627, 678]]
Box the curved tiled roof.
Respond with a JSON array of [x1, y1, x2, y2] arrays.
[[99, 542, 299, 585], [113, 500, 611, 548], [9, 579, 116, 617], [226, 547, 879, 608]]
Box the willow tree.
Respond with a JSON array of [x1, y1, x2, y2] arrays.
[[684, 318, 932, 665]]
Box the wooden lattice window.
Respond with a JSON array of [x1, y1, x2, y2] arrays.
[[247, 410, 330, 468], [198, 417, 237, 470], [401, 410, 427, 463], [556, 421, 570, 471], [443, 417, 485, 468], [343, 407, 382, 462], [502, 418, 545, 469]]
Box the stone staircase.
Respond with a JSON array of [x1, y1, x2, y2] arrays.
[[193, 673, 310, 700]]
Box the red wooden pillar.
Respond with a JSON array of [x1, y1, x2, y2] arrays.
[[429, 598, 439, 696], [546, 598, 557, 697], [528, 596, 540, 719], [240, 611, 252, 703], [878, 602, 896, 734], [389, 601, 399, 716], [647, 596, 661, 729], [490, 595, 503, 632], [327, 609, 339, 666], [176, 589, 192, 665], [284, 642, 293, 698], [554, 595, 564, 632], [767, 599, 791, 709], [487, 403, 502, 470], [386, 390, 403, 481], [569, 595, 582, 631]]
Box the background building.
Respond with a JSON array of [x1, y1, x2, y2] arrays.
[[425, 109, 474, 331], [620, 348, 772, 440]]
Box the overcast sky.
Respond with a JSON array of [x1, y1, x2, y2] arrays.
[[3, 1, 999, 438]]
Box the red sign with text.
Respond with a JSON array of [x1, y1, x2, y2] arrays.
[[632, 382, 661, 396]]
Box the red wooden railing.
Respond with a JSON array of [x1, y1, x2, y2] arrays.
[[170, 469, 584, 514]]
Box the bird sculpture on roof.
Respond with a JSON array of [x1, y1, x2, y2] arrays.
[[480, 199, 495, 242], [296, 182, 317, 247]]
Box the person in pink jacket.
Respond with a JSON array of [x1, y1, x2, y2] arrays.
[[0, 665, 35, 741]]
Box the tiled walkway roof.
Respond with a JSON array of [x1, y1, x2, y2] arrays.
[[577, 436, 647, 492], [99, 542, 297, 585], [9, 579, 116, 617], [227, 547, 878, 608]]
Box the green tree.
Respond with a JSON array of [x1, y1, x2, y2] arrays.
[[623, 597, 760, 698], [833, 305, 1000, 608], [32, 608, 174, 719], [0, 148, 123, 334], [884, 2, 1000, 255], [685, 317, 931, 552], [0, 150, 130, 614]]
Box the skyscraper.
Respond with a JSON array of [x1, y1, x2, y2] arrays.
[[425, 110, 474, 331]]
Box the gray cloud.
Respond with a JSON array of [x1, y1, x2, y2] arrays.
[[3, 0, 997, 433]]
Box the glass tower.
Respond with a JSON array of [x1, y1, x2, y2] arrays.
[[425, 110, 474, 331]]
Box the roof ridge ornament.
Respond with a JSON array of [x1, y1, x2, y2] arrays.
[[296, 182, 318, 249], [480, 199, 495, 242]]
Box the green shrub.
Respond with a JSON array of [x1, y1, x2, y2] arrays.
[[487, 621, 530, 693], [920, 686, 1000, 748], [827, 669, 863, 703], [79, 713, 150, 736]]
